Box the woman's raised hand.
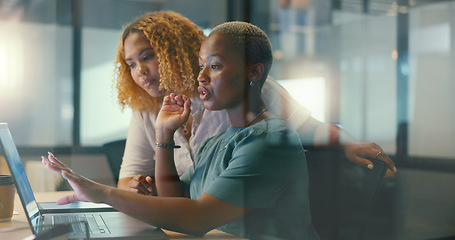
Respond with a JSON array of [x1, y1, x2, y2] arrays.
[[156, 93, 192, 136]]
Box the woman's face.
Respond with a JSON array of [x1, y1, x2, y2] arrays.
[[123, 32, 166, 98], [197, 33, 249, 111]]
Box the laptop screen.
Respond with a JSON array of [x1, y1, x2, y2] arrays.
[[0, 123, 41, 234]]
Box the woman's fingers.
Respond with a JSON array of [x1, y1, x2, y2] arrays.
[[364, 143, 396, 173], [345, 141, 397, 173], [163, 95, 171, 105], [47, 152, 70, 168], [42, 156, 67, 173], [164, 93, 189, 107], [183, 96, 191, 115], [57, 194, 80, 205], [42, 153, 78, 183], [173, 94, 185, 106], [42, 155, 107, 203], [375, 151, 396, 173], [128, 175, 151, 195], [145, 176, 156, 195], [169, 93, 177, 105], [47, 152, 61, 163]]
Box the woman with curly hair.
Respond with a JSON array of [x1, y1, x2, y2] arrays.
[[115, 10, 396, 194], [115, 11, 203, 114]]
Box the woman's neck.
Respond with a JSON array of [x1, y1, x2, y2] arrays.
[[227, 101, 269, 128]]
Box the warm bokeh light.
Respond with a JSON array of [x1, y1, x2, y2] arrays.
[[277, 77, 326, 122], [0, 43, 6, 87], [391, 49, 398, 60], [0, 33, 23, 92]]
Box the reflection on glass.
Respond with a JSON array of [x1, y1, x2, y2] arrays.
[[277, 77, 326, 122]]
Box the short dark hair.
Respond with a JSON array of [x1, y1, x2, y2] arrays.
[[210, 21, 273, 82]]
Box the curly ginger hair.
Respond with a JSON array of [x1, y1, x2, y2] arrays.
[[114, 11, 206, 113]]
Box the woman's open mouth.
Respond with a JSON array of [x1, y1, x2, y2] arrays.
[[198, 86, 209, 101]]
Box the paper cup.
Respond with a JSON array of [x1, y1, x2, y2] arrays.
[[0, 175, 15, 222]]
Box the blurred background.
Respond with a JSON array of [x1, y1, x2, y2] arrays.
[[0, 0, 454, 239]]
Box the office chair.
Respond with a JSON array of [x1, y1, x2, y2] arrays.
[[305, 146, 388, 240], [102, 139, 126, 184]]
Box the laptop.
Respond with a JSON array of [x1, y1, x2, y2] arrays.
[[0, 123, 166, 239], [0, 123, 117, 215]]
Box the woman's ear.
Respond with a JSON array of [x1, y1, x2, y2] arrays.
[[249, 63, 265, 83]]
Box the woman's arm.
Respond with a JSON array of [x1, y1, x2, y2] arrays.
[[263, 77, 396, 173], [106, 191, 247, 236], [41, 153, 246, 236], [301, 116, 396, 172], [118, 111, 156, 192], [154, 94, 191, 197]]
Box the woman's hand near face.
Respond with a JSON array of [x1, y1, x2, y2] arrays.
[[154, 93, 191, 197], [156, 93, 192, 141], [41, 152, 110, 204]]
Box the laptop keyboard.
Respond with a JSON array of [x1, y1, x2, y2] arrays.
[[53, 214, 110, 235]]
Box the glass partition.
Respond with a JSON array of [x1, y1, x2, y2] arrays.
[[0, 1, 72, 146]]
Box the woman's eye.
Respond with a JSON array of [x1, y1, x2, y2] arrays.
[[128, 63, 136, 69], [143, 53, 155, 61], [198, 65, 204, 70], [211, 65, 220, 69]]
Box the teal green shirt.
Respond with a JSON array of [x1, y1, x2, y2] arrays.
[[181, 118, 319, 239]]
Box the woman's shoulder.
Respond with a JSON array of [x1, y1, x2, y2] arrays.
[[253, 118, 291, 133], [134, 109, 157, 118], [239, 118, 301, 145], [130, 110, 158, 128], [232, 118, 305, 163]]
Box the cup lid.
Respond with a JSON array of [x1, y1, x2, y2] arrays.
[[0, 175, 14, 185]]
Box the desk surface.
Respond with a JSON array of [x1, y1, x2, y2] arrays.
[[0, 191, 245, 240]]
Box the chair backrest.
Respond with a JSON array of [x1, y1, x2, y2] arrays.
[[305, 147, 388, 240], [102, 139, 126, 184]]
